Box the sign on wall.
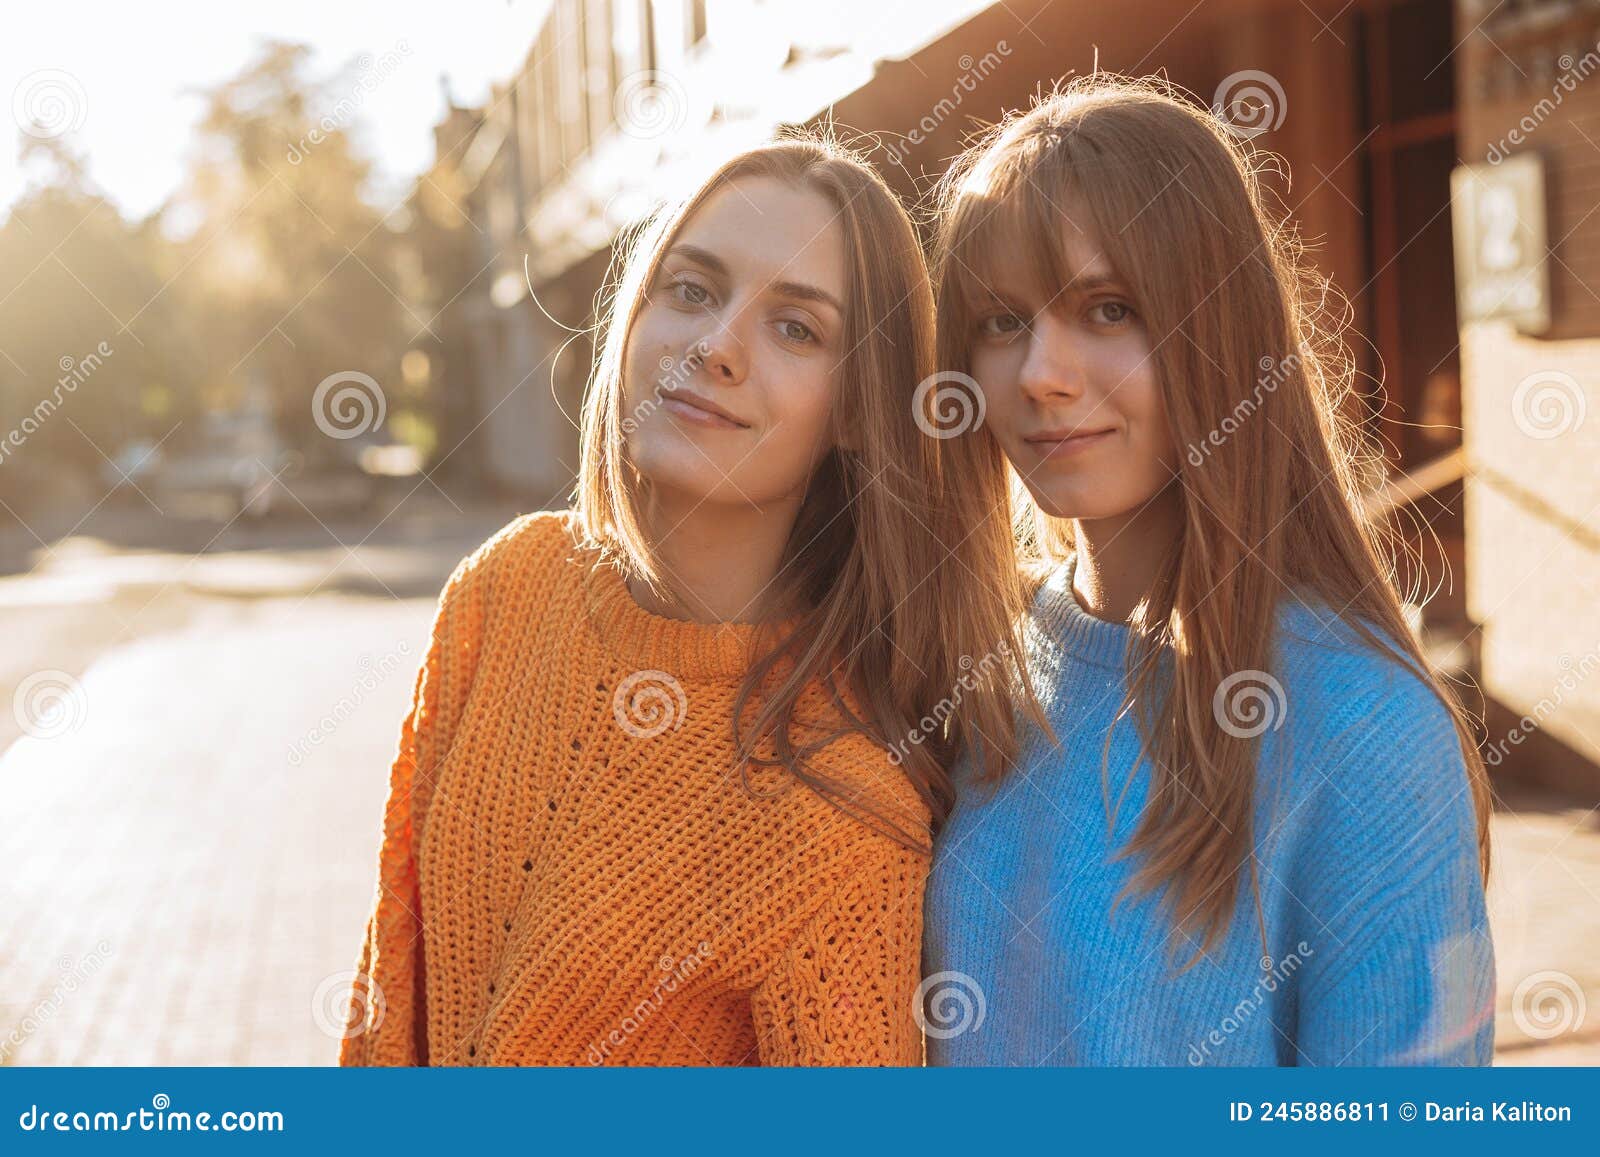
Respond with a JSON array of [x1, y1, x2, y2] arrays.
[[1450, 153, 1551, 334]]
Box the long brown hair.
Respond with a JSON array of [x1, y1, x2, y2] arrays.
[[932, 75, 1492, 958], [577, 132, 1043, 849]]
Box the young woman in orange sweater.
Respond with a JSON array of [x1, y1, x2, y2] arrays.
[[338, 136, 1040, 1066]]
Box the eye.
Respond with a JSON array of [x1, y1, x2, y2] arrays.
[[978, 312, 1026, 338], [776, 318, 816, 344], [1091, 299, 1136, 325], [668, 276, 713, 307]]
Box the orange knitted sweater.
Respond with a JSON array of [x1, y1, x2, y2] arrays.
[[338, 509, 932, 1066]]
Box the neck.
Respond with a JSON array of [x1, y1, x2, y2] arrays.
[[1071, 483, 1183, 624], [626, 486, 801, 624]]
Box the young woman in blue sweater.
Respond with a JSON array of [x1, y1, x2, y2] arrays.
[[919, 76, 1496, 1066]]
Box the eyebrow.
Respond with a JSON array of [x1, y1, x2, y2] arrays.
[[666, 244, 843, 316], [969, 266, 1126, 308], [1064, 269, 1125, 292]]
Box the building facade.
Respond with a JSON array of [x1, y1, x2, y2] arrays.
[[423, 0, 1597, 790]]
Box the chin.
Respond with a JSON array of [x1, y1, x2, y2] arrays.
[[1025, 483, 1087, 520], [626, 443, 720, 497], [1028, 486, 1130, 523]]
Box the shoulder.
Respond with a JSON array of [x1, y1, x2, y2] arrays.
[[789, 676, 935, 838], [1262, 604, 1487, 986], [1263, 597, 1475, 846], [466, 506, 585, 577], [800, 727, 935, 859], [1269, 597, 1459, 752], [440, 507, 587, 607]]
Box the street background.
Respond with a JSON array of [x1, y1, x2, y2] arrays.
[[2, 0, 1597, 1065]]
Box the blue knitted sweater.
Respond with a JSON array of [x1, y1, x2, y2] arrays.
[[923, 554, 1496, 1066]]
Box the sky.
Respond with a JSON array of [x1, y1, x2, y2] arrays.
[[4, 0, 551, 223]]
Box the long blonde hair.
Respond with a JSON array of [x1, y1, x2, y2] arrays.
[[932, 75, 1492, 957], [578, 133, 1044, 848]]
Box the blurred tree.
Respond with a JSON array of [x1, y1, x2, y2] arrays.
[[394, 87, 490, 483], [0, 38, 446, 530], [0, 131, 199, 516], [174, 40, 416, 460]]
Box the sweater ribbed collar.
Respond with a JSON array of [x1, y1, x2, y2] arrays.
[[1030, 553, 1135, 671], [580, 545, 804, 682]]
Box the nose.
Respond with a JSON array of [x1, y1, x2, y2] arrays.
[[692, 317, 747, 387], [1016, 313, 1087, 406]]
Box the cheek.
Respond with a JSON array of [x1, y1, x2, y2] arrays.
[[764, 359, 835, 453], [713, 360, 836, 502], [1094, 336, 1170, 456], [1113, 383, 1179, 502], [621, 312, 671, 405], [1126, 369, 1177, 470], [969, 344, 1025, 424]]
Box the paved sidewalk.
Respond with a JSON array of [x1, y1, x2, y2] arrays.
[[1486, 782, 1600, 1065], [0, 524, 1595, 1064], [0, 592, 433, 1065], [0, 500, 516, 1066]]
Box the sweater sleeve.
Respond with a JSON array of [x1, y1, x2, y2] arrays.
[[750, 837, 929, 1066], [1290, 698, 1495, 1067], [338, 544, 489, 1066]]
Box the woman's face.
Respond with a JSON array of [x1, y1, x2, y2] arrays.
[[621, 176, 846, 509], [966, 210, 1179, 523]]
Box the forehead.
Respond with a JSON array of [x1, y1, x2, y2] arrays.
[[953, 177, 1117, 304], [672, 175, 847, 298]]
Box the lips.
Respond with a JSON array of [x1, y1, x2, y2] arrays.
[[661, 389, 750, 430], [1024, 426, 1117, 457]]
